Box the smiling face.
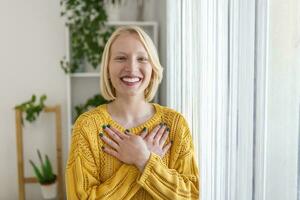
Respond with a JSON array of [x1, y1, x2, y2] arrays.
[[108, 32, 153, 99]]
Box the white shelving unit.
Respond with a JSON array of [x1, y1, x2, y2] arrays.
[[66, 21, 159, 147]]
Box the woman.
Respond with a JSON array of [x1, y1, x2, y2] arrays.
[[66, 26, 199, 200]]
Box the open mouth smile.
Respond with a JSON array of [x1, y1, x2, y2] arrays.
[[120, 76, 142, 87]]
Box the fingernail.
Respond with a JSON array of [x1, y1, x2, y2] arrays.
[[166, 127, 170, 132], [142, 127, 147, 132], [107, 124, 111, 128], [102, 125, 106, 129], [171, 140, 173, 144], [99, 132, 103, 137]]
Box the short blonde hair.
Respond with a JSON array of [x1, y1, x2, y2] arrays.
[[100, 25, 163, 102]]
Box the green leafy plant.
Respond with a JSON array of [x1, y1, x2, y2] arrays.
[[29, 150, 56, 185], [14, 94, 47, 125], [74, 94, 109, 122], [60, 0, 115, 73]]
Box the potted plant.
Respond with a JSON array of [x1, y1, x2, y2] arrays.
[[60, 0, 115, 73], [74, 94, 109, 122], [29, 150, 57, 199], [14, 94, 47, 126], [104, 0, 125, 21]]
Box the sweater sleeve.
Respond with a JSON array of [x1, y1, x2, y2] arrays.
[[136, 115, 200, 200], [65, 116, 141, 200]]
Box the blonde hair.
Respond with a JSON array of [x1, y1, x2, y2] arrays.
[[99, 25, 163, 102]]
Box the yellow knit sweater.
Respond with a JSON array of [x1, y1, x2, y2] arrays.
[[65, 103, 199, 200]]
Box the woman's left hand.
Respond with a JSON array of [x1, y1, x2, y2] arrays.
[[140, 123, 172, 158]]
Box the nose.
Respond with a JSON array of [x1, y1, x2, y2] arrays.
[[124, 57, 138, 72]]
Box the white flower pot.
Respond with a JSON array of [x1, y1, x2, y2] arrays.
[[40, 181, 57, 199], [105, 3, 121, 21]]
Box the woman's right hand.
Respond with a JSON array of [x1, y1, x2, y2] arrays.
[[100, 125, 151, 171], [140, 123, 172, 158]]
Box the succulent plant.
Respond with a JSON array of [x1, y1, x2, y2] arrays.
[[29, 150, 56, 185]]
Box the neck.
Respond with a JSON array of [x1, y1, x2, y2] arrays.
[[108, 95, 154, 124]]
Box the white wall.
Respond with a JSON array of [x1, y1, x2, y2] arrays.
[[0, 1, 67, 199], [265, 0, 300, 199]]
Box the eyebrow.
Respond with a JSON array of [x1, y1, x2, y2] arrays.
[[114, 51, 148, 55]]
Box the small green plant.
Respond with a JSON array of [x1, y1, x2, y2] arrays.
[[14, 94, 47, 125], [74, 94, 109, 122], [29, 150, 56, 185]]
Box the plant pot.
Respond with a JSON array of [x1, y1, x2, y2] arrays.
[[105, 3, 121, 21], [40, 180, 57, 199], [83, 59, 100, 73]]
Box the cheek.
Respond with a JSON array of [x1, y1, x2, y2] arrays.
[[142, 67, 153, 86], [109, 69, 117, 78], [144, 64, 153, 78], [108, 63, 119, 78]]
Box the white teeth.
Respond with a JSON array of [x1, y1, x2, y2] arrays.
[[121, 77, 140, 83]]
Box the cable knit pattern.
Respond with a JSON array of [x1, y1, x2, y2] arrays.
[[65, 103, 200, 200]]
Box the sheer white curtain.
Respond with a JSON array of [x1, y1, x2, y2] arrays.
[[166, 0, 269, 200], [165, 0, 201, 165]]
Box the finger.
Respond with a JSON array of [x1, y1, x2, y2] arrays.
[[159, 127, 170, 147], [140, 127, 148, 138], [101, 146, 120, 159], [153, 125, 167, 144], [162, 141, 172, 156], [109, 126, 129, 139], [103, 125, 123, 143], [99, 133, 119, 150], [124, 129, 133, 136], [145, 123, 162, 140]]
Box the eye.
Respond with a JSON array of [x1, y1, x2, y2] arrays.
[[138, 57, 148, 62], [115, 56, 126, 61]]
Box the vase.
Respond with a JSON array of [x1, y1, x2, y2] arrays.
[[40, 180, 57, 199], [105, 3, 121, 21]]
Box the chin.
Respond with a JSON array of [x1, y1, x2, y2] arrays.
[[117, 89, 146, 98]]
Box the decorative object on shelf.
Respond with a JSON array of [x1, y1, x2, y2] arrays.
[[74, 94, 109, 122], [29, 150, 57, 199], [104, 0, 126, 21], [110, 0, 149, 21], [14, 94, 47, 126], [136, 0, 145, 21], [137, 0, 153, 21], [60, 0, 115, 73], [15, 105, 63, 200]]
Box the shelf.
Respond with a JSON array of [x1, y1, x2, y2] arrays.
[[70, 73, 99, 78], [106, 21, 158, 26]]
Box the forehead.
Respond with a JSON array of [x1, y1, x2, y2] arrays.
[[110, 32, 148, 54]]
